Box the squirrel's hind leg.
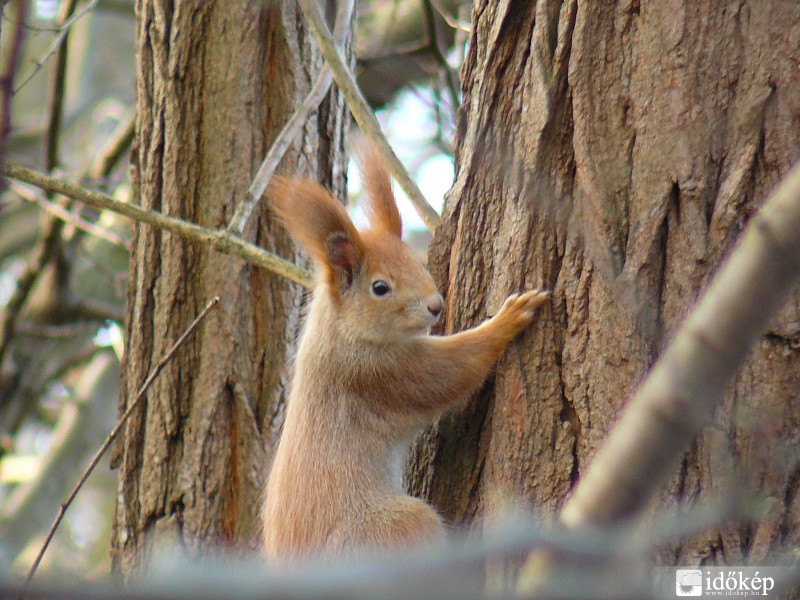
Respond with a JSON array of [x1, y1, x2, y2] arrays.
[[332, 495, 445, 556]]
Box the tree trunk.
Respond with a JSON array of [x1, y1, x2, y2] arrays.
[[112, 0, 350, 577], [407, 0, 799, 570]]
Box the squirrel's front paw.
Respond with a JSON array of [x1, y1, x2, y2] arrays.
[[495, 289, 549, 332]]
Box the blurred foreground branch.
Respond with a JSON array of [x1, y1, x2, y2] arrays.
[[519, 159, 800, 589], [4, 512, 798, 600], [559, 159, 800, 526]]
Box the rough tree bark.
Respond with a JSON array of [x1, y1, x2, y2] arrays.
[[112, 0, 350, 577], [407, 0, 799, 570]]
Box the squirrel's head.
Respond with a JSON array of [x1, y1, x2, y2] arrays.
[[268, 150, 443, 342]]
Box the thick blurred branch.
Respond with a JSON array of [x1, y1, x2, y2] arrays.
[[4, 512, 797, 600], [558, 159, 800, 527], [519, 159, 800, 591], [3, 163, 313, 288]]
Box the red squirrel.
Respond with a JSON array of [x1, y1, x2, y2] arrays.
[[262, 150, 548, 562]]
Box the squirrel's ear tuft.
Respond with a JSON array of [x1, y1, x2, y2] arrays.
[[358, 144, 402, 238], [268, 178, 364, 292]]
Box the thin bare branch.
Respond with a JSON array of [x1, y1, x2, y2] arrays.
[[1, 109, 134, 385], [68, 297, 125, 323], [228, 0, 353, 237], [358, 39, 430, 62], [0, 0, 107, 374], [227, 69, 332, 236], [10, 180, 131, 249], [3, 163, 314, 288], [297, 0, 440, 231], [422, 0, 461, 118], [22, 296, 220, 591], [428, 0, 471, 32], [16, 322, 98, 338], [43, 0, 80, 171], [14, 0, 101, 94]]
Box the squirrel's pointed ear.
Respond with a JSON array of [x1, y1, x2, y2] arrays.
[[268, 178, 364, 292], [359, 144, 402, 238]]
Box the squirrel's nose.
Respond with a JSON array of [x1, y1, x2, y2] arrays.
[[427, 295, 444, 319]]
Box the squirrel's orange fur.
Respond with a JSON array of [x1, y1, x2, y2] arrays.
[[262, 151, 548, 563]]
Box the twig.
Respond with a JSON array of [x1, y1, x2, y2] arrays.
[[22, 296, 221, 591], [43, 0, 80, 171], [0, 0, 27, 195], [421, 0, 460, 119], [10, 180, 131, 249], [428, 0, 471, 32], [227, 0, 353, 237], [14, 0, 101, 94], [297, 0, 440, 231], [3, 163, 314, 288], [226, 68, 333, 236], [0, 16, 61, 34], [519, 159, 800, 591], [1, 110, 134, 381]]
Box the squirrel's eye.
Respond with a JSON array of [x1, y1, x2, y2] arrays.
[[371, 280, 391, 297]]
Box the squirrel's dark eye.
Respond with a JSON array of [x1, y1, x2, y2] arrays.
[[371, 280, 391, 297]]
